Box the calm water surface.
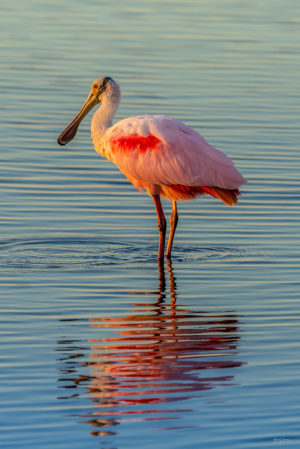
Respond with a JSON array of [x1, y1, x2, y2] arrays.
[[1, 1, 300, 448]]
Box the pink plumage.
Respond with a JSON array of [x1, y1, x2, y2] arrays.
[[103, 115, 245, 201], [58, 76, 246, 259]]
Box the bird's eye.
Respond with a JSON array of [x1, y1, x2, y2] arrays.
[[99, 86, 105, 93]]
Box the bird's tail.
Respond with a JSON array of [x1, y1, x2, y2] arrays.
[[161, 184, 241, 204], [201, 186, 240, 206]]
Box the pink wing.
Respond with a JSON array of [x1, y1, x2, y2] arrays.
[[105, 115, 246, 190]]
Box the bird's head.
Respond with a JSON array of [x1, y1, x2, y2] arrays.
[[57, 76, 120, 146], [91, 76, 120, 103]]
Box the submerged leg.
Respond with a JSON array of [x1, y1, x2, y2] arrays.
[[153, 195, 166, 259], [166, 200, 178, 258]]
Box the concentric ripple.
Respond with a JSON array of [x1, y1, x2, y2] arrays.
[[0, 236, 249, 271]]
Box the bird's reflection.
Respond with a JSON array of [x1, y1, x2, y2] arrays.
[[57, 259, 243, 437]]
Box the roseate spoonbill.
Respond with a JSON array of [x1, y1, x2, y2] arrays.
[[58, 76, 246, 259]]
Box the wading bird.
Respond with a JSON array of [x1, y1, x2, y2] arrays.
[[58, 76, 246, 259]]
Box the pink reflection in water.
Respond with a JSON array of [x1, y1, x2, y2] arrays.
[[58, 260, 243, 437]]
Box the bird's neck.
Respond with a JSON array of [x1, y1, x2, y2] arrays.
[[91, 97, 120, 141]]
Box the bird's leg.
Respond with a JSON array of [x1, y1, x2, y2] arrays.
[[153, 195, 166, 259], [166, 200, 178, 258]]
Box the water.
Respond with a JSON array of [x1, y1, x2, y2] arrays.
[[1, 0, 300, 448]]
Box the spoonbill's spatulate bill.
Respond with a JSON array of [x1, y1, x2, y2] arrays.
[[58, 76, 246, 259]]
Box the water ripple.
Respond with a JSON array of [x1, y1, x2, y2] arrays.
[[0, 236, 249, 271]]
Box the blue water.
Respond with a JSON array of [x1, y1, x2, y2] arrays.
[[1, 0, 300, 448]]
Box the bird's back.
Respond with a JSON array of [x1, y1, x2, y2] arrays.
[[98, 114, 246, 193]]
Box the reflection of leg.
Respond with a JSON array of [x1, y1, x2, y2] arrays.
[[166, 258, 177, 306], [153, 195, 166, 259], [166, 200, 178, 258], [158, 257, 166, 294]]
